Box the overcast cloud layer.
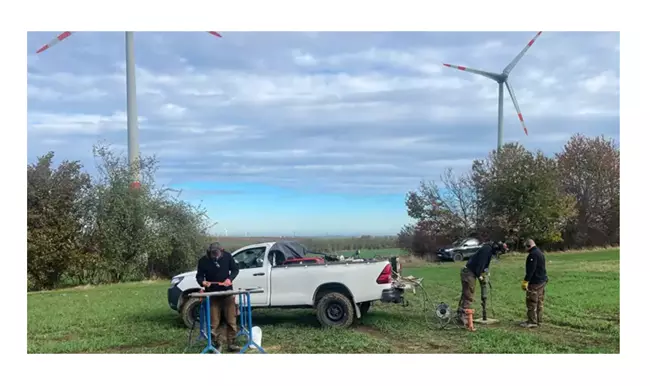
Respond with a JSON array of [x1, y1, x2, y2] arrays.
[[26, 31, 619, 234]]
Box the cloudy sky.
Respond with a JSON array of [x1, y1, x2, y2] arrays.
[[26, 31, 619, 236]]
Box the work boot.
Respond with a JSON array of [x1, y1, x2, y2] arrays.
[[519, 321, 538, 328], [464, 309, 476, 332]]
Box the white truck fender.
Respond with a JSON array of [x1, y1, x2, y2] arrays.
[[354, 303, 361, 318]]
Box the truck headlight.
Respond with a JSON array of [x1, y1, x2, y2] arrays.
[[170, 276, 183, 286]]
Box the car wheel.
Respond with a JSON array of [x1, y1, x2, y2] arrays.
[[316, 292, 355, 328], [453, 252, 464, 262], [180, 296, 202, 329]]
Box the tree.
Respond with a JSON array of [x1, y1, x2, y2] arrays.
[[27, 152, 92, 290], [87, 142, 209, 282], [401, 168, 480, 256], [471, 143, 577, 247], [556, 134, 620, 247]]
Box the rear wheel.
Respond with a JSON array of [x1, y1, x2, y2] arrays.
[[453, 252, 464, 262], [316, 292, 355, 328]]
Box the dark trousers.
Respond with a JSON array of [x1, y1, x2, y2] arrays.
[[209, 295, 238, 344], [526, 281, 547, 324]]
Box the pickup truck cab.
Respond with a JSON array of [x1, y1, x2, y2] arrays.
[[168, 241, 400, 328]]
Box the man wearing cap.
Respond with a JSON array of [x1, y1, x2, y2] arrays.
[[195, 242, 240, 351], [520, 239, 548, 328], [456, 240, 508, 331]]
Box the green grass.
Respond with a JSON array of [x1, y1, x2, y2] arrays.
[[27, 248, 619, 354]]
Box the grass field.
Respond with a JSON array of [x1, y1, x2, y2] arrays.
[[27, 248, 619, 354]]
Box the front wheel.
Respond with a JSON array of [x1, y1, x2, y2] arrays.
[[316, 292, 355, 328], [180, 296, 202, 329], [453, 252, 464, 262]]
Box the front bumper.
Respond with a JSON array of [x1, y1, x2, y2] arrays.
[[167, 285, 183, 311], [380, 288, 405, 305], [436, 249, 453, 261]]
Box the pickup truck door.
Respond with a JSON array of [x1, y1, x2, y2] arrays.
[[231, 246, 271, 306]]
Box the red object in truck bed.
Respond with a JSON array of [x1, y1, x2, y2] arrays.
[[281, 257, 325, 265]]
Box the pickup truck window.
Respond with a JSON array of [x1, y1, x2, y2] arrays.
[[233, 247, 267, 269]]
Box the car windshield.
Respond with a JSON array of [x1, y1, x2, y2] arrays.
[[452, 239, 466, 247], [234, 248, 265, 264]]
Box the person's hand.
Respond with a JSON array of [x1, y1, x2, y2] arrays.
[[223, 278, 232, 287], [521, 280, 529, 291], [202, 281, 210, 288]]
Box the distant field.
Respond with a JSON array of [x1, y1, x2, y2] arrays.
[[27, 248, 619, 354]]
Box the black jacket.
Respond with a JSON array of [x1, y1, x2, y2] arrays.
[[195, 251, 240, 292], [524, 246, 547, 284], [465, 244, 494, 277]]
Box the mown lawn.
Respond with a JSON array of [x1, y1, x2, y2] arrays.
[[27, 248, 619, 353]]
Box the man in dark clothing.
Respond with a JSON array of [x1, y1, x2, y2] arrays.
[[195, 242, 240, 351], [457, 240, 508, 330], [520, 239, 548, 328]]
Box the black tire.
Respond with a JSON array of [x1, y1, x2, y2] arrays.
[[180, 296, 202, 329], [359, 301, 371, 317], [316, 292, 355, 328], [453, 252, 464, 262]]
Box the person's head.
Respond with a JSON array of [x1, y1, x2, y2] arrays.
[[524, 239, 536, 252], [492, 241, 508, 254], [207, 242, 223, 260]]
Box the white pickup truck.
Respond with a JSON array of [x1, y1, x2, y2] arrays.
[[167, 240, 404, 328]]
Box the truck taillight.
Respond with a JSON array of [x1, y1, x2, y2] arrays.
[[376, 264, 392, 284]]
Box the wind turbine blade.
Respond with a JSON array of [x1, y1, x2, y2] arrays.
[[505, 81, 528, 136], [442, 63, 501, 81], [207, 31, 223, 38], [502, 31, 542, 76], [36, 31, 73, 54]]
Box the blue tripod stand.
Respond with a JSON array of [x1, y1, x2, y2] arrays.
[[192, 288, 266, 354], [235, 290, 266, 353]]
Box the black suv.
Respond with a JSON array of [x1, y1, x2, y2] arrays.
[[436, 237, 482, 262]]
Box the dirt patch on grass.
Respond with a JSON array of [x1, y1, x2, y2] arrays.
[[354, 324, 453, 353]]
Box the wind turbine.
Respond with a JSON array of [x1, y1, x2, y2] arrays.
[[442, 31, 543, 151], [34, 31, 223, 188]]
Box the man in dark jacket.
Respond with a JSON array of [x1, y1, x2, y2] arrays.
[[195, 242, 240, 351], [520, 239, 548, 328], [456, 240, 508, 330]]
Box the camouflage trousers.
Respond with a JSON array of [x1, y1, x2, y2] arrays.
[[457, 268, 477, 311], [525, 281, 547, 325]]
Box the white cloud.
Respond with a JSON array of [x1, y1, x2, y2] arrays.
[[28, 111, 140, 135], [158, 103, 187, 119], [27, 31, 620, 195]]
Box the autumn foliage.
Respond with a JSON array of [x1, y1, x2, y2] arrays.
[[398, 134, 620, 256]]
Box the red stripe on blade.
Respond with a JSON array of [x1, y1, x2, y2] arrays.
[[524, 127, 528, 135], [443, 63, 451, 67], [518, 113, 524, 121], [458, 66, 466, 70], [208, 31, 222, 37], [36, 45, 49, 53], [58, 31, 72, 41]]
